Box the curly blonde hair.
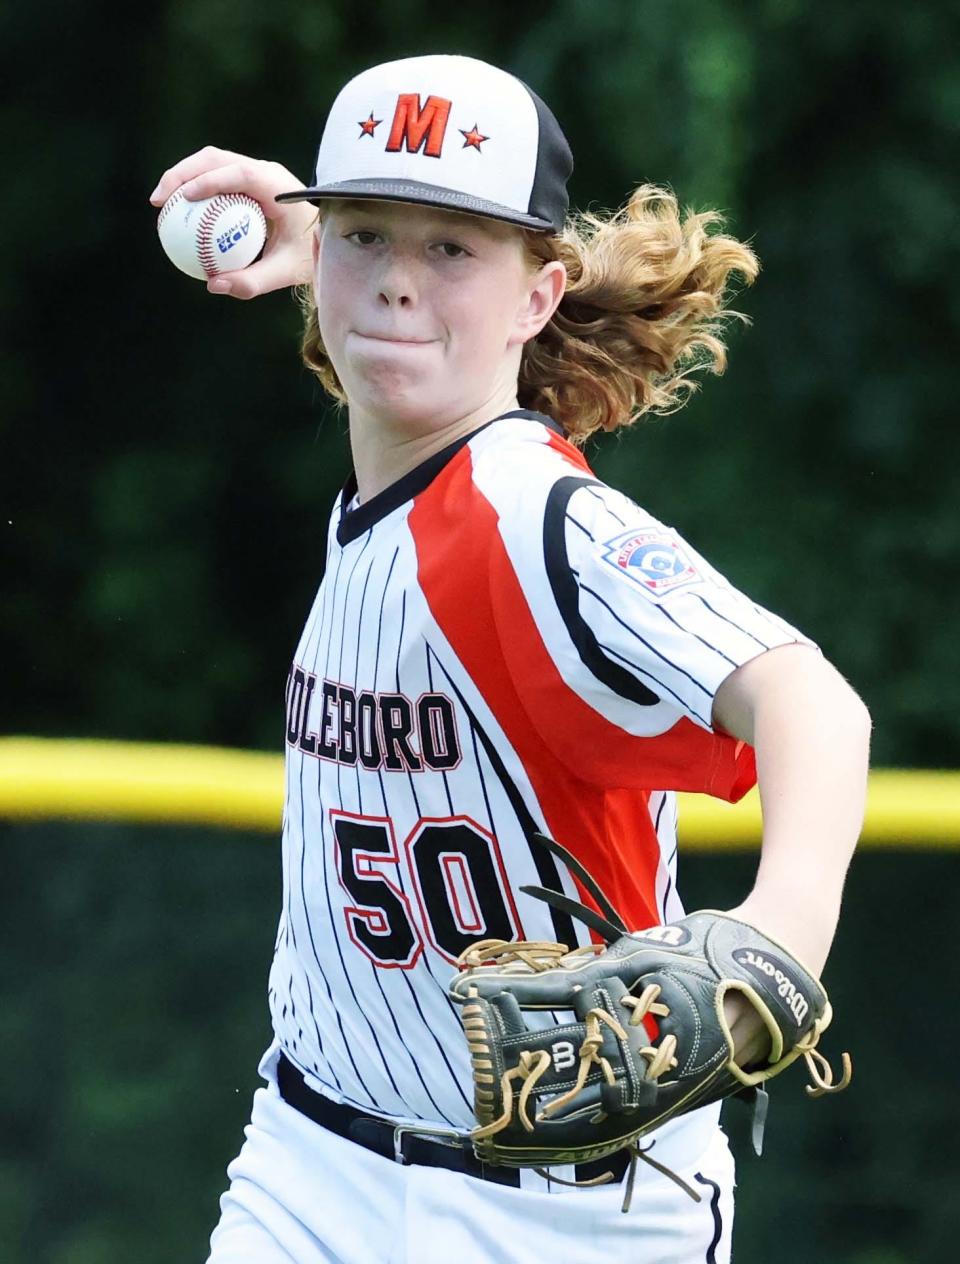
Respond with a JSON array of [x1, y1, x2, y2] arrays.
[[298, 184, 759, 446]]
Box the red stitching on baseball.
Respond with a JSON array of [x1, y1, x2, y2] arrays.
[[195, 193, 265, 279], [156, 189, 183, 229]]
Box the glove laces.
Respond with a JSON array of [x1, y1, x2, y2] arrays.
[[797, 1031, 852, 1097], [468, 978, 679, 1139], [465, 974, 699, 1215], [457, 937, 603, 972], [540, 984, 678, 1120]]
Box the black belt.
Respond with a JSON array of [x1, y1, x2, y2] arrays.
[[277, 1053, 629, 1187]]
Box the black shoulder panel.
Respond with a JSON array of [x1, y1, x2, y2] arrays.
[[543, 476, 660, 708]]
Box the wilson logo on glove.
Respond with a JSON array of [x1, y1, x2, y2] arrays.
[[733, 948, 811, 1026]]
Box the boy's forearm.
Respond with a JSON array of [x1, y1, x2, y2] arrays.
[[713, 645, 871, 974]]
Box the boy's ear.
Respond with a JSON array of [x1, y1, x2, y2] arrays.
[[512, 260, 567, 346]]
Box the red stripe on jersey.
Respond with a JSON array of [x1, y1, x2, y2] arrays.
[[408, 436, 754, 931], [544, 429, 592, 470]]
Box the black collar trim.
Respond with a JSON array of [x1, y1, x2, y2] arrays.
[[336, 409, 564, 545]]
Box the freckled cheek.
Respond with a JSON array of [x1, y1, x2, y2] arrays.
[[316, 247, 363, 325], [444, 288, 517, 362], [315, 270, 355, 357]]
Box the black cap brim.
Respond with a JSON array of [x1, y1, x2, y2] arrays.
[[275, 178, 557, 232]]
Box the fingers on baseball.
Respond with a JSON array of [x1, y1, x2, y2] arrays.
[[150, 146, 249, 205], [180, 163, 296, 217], [207, 249, 311, 299], [151, 152, 304, 220]]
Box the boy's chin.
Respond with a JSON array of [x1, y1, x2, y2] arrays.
[[348, 376, 460, 428]]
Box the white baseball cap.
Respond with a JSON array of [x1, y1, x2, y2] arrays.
[[276, 54, 574, 233]]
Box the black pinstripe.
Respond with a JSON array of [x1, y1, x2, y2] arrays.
[[287, 559, 346, 1090], [346, 541, 447, 1118], [424, 642, 579, 1026], [693, 592, 773, 650], [653, 792, 680, 924], [387, 586, 472, 1115], [338, 553, 449, 1123], [332, 534, 407, 1107], [579, 581, 715, 701], [583, 483, 627, 526], [653, 600, 741, 671], [304, 544, 388, 1100], [353, 544, 466, 1119], [694, 1172, 724, 1262], [426, 644, 578, 950], [351, 542, 378, 803], [595, 636, 711, 725], [425, 645, 456, 818]]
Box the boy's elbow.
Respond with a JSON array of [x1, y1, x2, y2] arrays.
[[834, 674, 872, 745], [853, 692, 872, 734]]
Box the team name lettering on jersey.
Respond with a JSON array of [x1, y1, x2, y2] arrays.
[[285, 664, 462, 773], [386, 93, 452, 158]]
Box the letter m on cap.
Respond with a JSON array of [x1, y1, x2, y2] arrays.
[[386, 94, 452, 159]]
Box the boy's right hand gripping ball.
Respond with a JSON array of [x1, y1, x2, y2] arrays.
[[157, 188, 267, 281], [448, 847, 851, 1171]]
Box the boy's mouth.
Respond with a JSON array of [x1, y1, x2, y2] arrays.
[[354, 331, 435, 345], [359, 336, 432, 346]]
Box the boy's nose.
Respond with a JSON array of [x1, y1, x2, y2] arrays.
[[377, 256, 417, 307], [378, 287, 413, 308]]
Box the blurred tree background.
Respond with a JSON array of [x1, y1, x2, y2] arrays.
[[2, 0, 958, 1261]]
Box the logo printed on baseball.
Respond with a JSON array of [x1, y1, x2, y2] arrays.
[[157, 189, 267, 281], [216, 215, 253, 255], [734, 948, 810, 1025]]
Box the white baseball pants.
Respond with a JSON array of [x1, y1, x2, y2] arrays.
[[206, 1071, 734, 1263]]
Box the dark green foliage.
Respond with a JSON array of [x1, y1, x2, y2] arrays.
[[2, 0, 957, 761], [2, 822, 956, 1263], [0, 822, 277, 1263]]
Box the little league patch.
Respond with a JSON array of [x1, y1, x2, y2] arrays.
[[601, 529, 701, 596]]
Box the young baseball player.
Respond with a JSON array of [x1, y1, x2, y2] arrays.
[[150, 53, 870, 1264]]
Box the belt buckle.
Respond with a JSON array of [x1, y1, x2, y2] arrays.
[[392, 1122, 471, 1165]]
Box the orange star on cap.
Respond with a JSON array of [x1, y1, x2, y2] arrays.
[[358, 112, 381, 138], [460, 124, 488, 151]]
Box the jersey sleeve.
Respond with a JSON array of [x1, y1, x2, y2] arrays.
[[487, 468, 814, 800], [560, 480, 815, 729]]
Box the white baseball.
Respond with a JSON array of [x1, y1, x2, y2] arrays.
[[157, 189, 267, 281]]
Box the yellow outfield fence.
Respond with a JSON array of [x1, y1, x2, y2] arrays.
[[0, 737, 957, 849]]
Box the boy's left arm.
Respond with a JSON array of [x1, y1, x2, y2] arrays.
[[711, 642, 871, 1059]]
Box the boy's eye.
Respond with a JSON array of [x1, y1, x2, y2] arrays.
[[342, 232, 471, 257], [437, 242, 469, 259]]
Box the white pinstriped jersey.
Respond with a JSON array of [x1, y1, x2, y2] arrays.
[[268, 410, 810, 1129]]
